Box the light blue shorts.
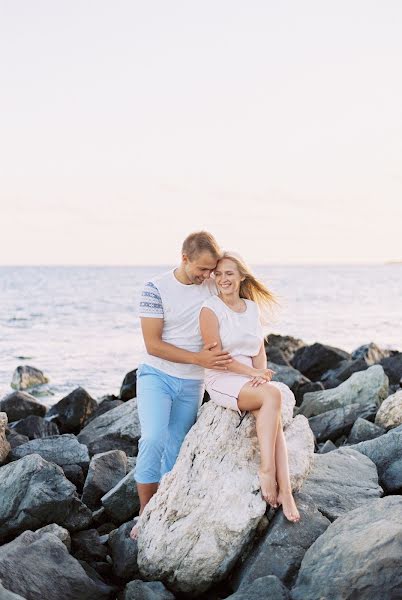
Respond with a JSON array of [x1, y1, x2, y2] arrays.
[[134, 363, 204, 484]]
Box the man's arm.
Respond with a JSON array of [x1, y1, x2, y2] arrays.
[[141, 317, 232, 370]]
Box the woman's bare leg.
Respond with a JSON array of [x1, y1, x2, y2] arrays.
[[238, 383, 282, 507], [274, 417, 300, 522]]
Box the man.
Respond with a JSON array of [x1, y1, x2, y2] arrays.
[[130, 231, 232, 540]]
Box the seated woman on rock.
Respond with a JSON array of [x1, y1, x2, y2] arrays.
[[199, 251, 300, 522]]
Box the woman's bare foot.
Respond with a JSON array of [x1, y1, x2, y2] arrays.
[[277, 489, 300, 522], [129, 515, 141, 541], [258, 468, 278, 508]]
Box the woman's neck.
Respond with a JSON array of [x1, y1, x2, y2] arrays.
[[218, 292, 244, 309]]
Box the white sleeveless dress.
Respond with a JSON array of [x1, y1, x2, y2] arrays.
[[200, 295, 294, 416]]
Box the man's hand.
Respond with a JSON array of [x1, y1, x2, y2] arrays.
[[195, 343, 232, 370]]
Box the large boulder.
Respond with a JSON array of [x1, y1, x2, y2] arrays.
[[81, 449, 128, 510], [0, 453, 92, 543], [300, 447, 383, 521], [11, 365, 49, 391], [77, 399, 140, 456], [350, 425, 402, 492], [308, 402, 378, 443], [0, 582, 26, 599], [47, 388, 97, 433], [320, 358, 369, 389], [290, 343, 350, 381], [137, 391, 315, 595], [9, 434, 90, 469], [0, 391, 47, 422], [0, 412, 11, 465], [296, 365, 389, 418], [10, 414, 59, 439], [108, 519, 140, 580], [0, 529, 114, 600], [101, 467, 140, 524], [375, 389, 402, 430], [232, 492, 330, 590], [290, 496, 402, 600]]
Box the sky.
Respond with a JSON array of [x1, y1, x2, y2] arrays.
[[0, 0, 401, 265]]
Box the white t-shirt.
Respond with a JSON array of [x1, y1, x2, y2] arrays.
[[200, 295, 264, 375], [138, 269, 217, 379]]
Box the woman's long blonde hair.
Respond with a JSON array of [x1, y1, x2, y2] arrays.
[[217, 251, 279, 325]]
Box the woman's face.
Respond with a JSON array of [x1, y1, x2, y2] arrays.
[[214, 258, 244, 296]]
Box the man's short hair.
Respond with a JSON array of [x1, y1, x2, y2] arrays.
[[182, 231, 221, 261]]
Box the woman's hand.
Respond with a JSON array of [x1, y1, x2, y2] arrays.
[[249, 368, 276, 387]]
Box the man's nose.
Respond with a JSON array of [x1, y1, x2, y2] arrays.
[[203, 271, 210, 279]]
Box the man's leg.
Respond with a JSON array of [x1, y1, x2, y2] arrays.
[[161, 378, 204, 477]]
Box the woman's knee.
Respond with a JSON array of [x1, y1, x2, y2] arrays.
[[262, 384, 282, 409]]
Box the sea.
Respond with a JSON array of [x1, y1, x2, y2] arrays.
[[0, 265, 401, 408]]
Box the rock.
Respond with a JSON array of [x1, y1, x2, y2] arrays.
[[11, 365, 49, 391], [351, 342, 391, 363], [320, 358, 369, 389], [36, 523, 71, 550], [84, 397, 124, 425], [0, 453, 92, 543], [290, 496, 402, 600], [62, 463, 86, 489], [297, 365, 389, 418], [9, 434, 90, 469], [350, 425, 402, 492], [0, 391, 47, 421], [10, 414, 59, 439], [122, 580, 175, 600], [77, 399, 140, 456], [120, 369, 137, 401], [82, 450, 128, 510], [5, 429, 29, 449], [0, 412, 11, 464], [0, 582, 27, 599], [294, 381, 324, 406], [318, 440, 336, 453], [291, 343, 350, 381], [375, 389, 402, 430], [0, 529, 114, 600], [101, 467, 140, 524], [265, 346, 291, 365], [308, 402, 378, 443], [137, 395, 314, 595], [266, 334, 305, 362], [380, 352, 402, 385], [346, 417, 385, 444], [267, 362, 310, 397], [227, 575, 290, 599], [71, 529, 108, 562], [300, 447, 383, 521], [47, 387, 97, 434], [232, 492, 330, 590], [108, 519, 140, 580]]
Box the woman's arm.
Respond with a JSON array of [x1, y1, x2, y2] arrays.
[[252, 342, 267, 369]]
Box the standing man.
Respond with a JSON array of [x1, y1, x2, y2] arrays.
[[130, 231, 231, 540]]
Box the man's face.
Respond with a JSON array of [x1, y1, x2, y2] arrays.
[[182, 251, 218, 284]]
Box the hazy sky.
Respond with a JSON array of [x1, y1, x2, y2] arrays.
[[1, 1, 401, 265]]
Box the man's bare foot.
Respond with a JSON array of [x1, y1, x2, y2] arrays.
[[129, 516, 141, 541], [258, 469, 278, 508], [277, 489, 300, 522]]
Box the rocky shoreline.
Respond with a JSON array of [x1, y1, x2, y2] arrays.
[[0, 336, 401, 599]]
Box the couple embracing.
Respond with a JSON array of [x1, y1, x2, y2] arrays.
[[130, 231, 300, 540]]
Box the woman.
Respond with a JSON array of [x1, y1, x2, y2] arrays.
[[199, 252, 300, 522]]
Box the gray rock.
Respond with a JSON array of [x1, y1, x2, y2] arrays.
[[227, 576, 290, 600], [63, 463, 85, 489], [295, 381, 324, 407], [120, 370, 138, 402], [47, 387, 97, 434], [108, 519, 140, 580], [350, 425, 402, 492], [84, 397, 124, 425], [82, 449, 128, 510], [300, 447, 383, 521], [291, 342, 350, 381], [10, 414, 59, 439], [320, 357, 369, 388], [351, 342, 391, 364], [0, 529, 114, 600], [0, 453, 92, 543], [233, 492, 330, 590], [0, 582, 26, 599], [5, 429, 29, 449], [297, 365, 389, 418], [77, 399, 140, 456], [380, 352, 402, 385], [0, 391, 47, 421], [122, 580, 174, 600], [308, 402, 378, 443], [9, 434, 90, 469], [267, 362, 310, 396], [375, 389, 402, 430], [266, 346, 291, 365], [291, 496, 402, 600], [71, 529, 108, 562], [346, 417, 385, 444], [266, 334, 306, 362], [318, 440, 337, 453], [101, 468, 140, 524], [36, 523, 71, 550], [11, 365, 49, 391]]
